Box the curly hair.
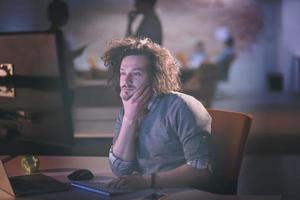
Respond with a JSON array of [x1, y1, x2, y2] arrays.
[[102, 37, 181, 95]]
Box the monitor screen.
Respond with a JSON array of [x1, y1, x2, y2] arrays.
[[0, 32, 73, 155]]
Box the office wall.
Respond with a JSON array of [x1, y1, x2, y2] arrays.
[[220, 0, 281, 94], [0, 0, 36, 31], [278, 0, 300, 91], [1, 0, 298, 94]]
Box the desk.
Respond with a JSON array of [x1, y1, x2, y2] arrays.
[[0, 156, 281, 200]]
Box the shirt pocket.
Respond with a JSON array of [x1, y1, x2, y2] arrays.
[[147, 131, 181, 157], [139, 116, 182, 157]]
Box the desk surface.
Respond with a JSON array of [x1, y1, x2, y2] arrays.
[[0, 156, 281, 200]]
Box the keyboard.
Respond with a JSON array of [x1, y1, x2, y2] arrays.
[[71, 177, 134, 196], [9, 173, 69, 196]]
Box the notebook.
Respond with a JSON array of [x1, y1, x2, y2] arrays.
[[71, 176, 134, 196], [0, 160, 69, 197]]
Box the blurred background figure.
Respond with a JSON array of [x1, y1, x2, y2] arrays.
[[47, 0, 69, 31], [187, 40, 208, 70], [126, 0, 163, 45], [181, 40, 218, 108], [47, 0, 85, 105], [180, 40, 208, 83], [213, 27, 236, 82], [214, 36, 236, 82], [182, 61, 218, 108]]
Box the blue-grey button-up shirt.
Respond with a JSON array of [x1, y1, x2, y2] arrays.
[[109, 92, 212, 176]]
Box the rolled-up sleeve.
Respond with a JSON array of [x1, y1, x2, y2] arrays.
[[187, 159, 212, 172], [109, 109, 137, 176], [171, 95, 213, 172], [108, 146, 137, 176], [183, 130, 213, 172]]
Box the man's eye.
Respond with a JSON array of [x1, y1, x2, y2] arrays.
[[133, 72, 141, 76], [120, 72, 126, 76]]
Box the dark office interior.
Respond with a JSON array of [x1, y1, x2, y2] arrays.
[[0, 0, 300, 199]]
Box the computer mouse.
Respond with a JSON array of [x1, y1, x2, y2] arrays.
[[67, 169, 94, 181]]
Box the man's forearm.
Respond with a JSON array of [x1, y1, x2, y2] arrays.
[[112, 118, 138, 161], [153, 164, 211, 188]]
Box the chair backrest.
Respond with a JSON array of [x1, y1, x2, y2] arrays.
[[207, 109, 252, 194], [182, 62, 218, 107]]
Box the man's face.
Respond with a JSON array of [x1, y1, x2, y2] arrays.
[[120, 55, 151, 101]]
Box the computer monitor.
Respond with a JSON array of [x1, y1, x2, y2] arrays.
[[0, 31, 73, 156]]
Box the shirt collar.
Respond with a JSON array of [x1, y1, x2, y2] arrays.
[[146, 94, 160, 112]]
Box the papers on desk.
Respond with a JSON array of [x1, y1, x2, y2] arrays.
[[71, 176, 134, 196]]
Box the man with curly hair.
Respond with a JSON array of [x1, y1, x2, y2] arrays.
[[103, 37, 212, 190]]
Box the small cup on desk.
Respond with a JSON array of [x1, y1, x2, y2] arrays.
[[20, 155, 39, 174]]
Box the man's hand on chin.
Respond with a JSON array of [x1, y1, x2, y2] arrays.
[[121, 86, 152, 122]]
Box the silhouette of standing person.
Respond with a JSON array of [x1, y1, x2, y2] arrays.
[[213, 36, 236, 82], [126, 0, 163, 45], [47, 0, 69, 31], [47, 0, 85, 109], [46, 0, 75, 136], [47, 0, 71, 88]]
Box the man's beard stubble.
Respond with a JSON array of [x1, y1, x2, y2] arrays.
[[121, 90, 133, 101]]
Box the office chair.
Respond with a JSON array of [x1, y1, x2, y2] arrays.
[[182, 62, 218, 107], [206, 108, 252, 194]]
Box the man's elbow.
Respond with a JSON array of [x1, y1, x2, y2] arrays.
[[109, 160, 134, 176]]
